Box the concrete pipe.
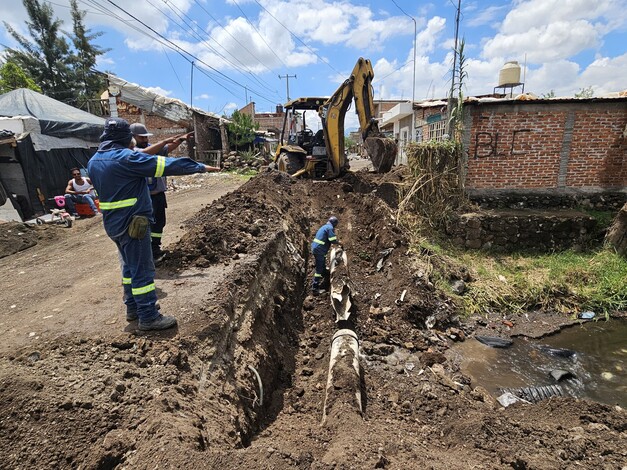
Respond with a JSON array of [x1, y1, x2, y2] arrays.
[[329, 247, 352, 322], [322, 328, 362, 425]]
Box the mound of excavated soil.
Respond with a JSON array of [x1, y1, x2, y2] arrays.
[[0, 170, 624, 469]]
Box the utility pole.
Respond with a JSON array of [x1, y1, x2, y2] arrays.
[[447, 0, 462, 139], [190, 61, 194, 108], [245, 86, 248, 104], [278, 74, 297, 102]]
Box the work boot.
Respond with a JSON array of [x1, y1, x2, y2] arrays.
[[138, 314, 177, 331], [126, 303, 160, 322]]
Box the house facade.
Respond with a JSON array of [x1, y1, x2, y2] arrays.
[[105, 75, 229, 165], [381, 94, 627, 196]]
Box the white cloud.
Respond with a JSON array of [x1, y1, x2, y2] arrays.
[[223, 102, 238, 113], [483, 20, 600, 62], [145, 86, 173, 97], [467, 5, 507, 28], [195, 93, 211, 100], [481, 0, 626, 64], [577, 53, 627, 95]]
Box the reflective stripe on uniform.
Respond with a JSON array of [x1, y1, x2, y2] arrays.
[[328, 236, 337, 241], [155, 156, 166, 177], [151, 232, 162, 239], [313, 238, 325, 245], [122, 277, 132, 285], [100, 198, 138, 210], [314, 273, 323, 278], [132, 283, 156, 296]]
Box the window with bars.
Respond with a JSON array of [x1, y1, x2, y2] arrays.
[[427, 119, 447, 142]]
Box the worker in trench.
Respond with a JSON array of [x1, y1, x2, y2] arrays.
[[311, 216, 340, 295], [88, 118, 221, 331]]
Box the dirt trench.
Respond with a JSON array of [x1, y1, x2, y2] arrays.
[[1, 170, 625, 469]]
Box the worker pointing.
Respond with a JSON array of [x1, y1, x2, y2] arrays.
[[311, 216, 340, 295], [87, 118, 221, 331]]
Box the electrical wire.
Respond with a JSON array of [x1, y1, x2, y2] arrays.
[[189, 0, 279, 77], [231, 0, 289, 70], [101, 0, 278, 105], [160, 0, 280, 97], [252, 0, 340, 74]]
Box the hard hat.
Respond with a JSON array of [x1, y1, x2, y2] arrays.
[[328, 216, 338, 227]]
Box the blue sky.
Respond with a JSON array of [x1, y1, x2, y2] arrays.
[[2, 0, 627, 119]]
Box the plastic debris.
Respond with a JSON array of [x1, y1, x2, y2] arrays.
[[475, 335, 513, 348], [578, 311, 595, 320]]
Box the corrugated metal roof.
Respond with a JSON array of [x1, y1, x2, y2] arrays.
[[414, 90, 627, 108], [107, 74, 227, 124]]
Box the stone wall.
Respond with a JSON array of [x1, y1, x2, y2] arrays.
[[468, 189, 626, 211], [446, 209, 598, 252]]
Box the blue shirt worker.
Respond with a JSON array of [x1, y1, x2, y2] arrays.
[[87, 118, 220, 331], [311, 216, 340, 294], [130, 123, 194, 263]]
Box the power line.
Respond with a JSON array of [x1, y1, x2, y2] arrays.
[[160, 0, 280, 97], [189, 0, 280, 77], [231, 0, 288, 69], [251, 0, 340, 74], [101, 0, 278, 105]]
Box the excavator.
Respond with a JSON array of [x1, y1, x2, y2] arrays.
[[271, 57, 397, 178]]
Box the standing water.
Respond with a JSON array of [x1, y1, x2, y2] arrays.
[[455, 319, 627, 407]]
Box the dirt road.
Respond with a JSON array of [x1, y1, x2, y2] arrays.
[[0, 170, 624, 469]]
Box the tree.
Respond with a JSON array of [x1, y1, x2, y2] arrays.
[[0, 60, 42, 93], [3, 0, 76, 102], [69, 0, 108, 104], [227, 110, 259, 150], [575, 86, 594, 98]]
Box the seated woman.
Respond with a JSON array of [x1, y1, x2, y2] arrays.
[[64, 168, 100, 216]]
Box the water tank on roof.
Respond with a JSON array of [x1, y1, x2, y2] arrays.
[[498, 61, 521, 87]]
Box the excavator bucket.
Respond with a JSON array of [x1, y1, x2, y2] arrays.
[[364, 137, 397, 173]]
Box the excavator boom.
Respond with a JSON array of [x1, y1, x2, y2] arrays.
[[322, 58, 397, 175]]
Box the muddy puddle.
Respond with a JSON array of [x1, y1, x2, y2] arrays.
[[454, 318, 627, 407]]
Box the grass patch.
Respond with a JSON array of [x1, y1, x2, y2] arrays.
[[225, 168, 258, 180], [414, 239, 627, 318], [580, 209, 615, 229]]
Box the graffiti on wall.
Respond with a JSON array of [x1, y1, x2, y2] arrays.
[[474, 129, 531, 158]]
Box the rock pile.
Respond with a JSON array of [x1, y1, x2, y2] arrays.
[[221, 151, 268, 172]]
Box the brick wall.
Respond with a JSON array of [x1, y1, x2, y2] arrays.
[[463, 100, 627, 191], [255, 113, 284, 133]]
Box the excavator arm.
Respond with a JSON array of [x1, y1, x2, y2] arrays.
[[320, 58, 397, 177]]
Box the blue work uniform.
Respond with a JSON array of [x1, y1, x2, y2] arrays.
[[87, 141, 206, 322], [140, 144, 169, 257], [311, 222, 339, 290]]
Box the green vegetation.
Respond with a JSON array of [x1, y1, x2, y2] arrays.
[[3, 0, 107, 104], [225, 168, 258, 180], [227, 110, 259, 150], [574, 86, 594, 98], [401, 139, 626, 319], [580, 209, 615, 229], [0, 61, 41, 93], [425, 243, 627, 318]]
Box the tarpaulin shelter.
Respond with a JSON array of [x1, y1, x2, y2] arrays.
[[0, 88, 105, 220]]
